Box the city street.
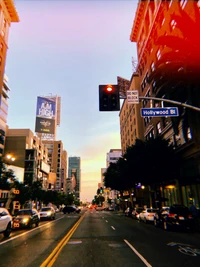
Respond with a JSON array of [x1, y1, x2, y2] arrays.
[[0, 209, 200, 267]]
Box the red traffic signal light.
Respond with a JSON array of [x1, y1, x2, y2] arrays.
[[105, 85, 113, 92], [99, 84, 120, 111]]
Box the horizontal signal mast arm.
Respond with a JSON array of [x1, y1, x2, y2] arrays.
[[139, 96, 200, 112]]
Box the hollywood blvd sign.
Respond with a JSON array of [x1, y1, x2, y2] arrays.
[[141, 107, 179, 117]]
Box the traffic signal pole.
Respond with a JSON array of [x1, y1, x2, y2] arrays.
[[120, 94, 200, 112], [139, 96, 200, 112]]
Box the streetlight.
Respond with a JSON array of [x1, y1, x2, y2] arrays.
[[6, 154, 15, 162]]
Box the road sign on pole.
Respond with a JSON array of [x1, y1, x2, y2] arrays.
[[141, 107, 179, 117], [126, 90, 139, 104]]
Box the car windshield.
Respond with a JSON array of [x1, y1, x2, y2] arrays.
[[41, 208, 51, 211], [17, 210, 32, 216]]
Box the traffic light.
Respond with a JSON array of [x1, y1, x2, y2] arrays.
[[99, 84, 120, 111]]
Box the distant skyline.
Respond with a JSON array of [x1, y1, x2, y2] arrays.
[[5, 0, 138, 201]]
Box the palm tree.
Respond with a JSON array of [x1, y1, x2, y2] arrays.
[[148, 2, 200, 144]]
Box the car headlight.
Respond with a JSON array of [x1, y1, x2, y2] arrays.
[[22, 217, 30, 223], [47, 211, 51, 216]]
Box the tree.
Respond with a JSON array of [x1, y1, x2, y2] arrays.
[[0, 157, 18, 190], [104, 137, 180, 193], [148, 3, 200, 144]]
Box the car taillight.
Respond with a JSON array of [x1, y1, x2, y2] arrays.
[[188, 214, 193, 219], [168, 213, 176, 218], [148, 214, 154, 216]]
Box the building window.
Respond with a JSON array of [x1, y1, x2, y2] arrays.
[[171, 19, 177, 30], [161, 18, 166, 26], [156, 122, 162, 134], [187, 128, 192, 140], [151, 62, 155, 72], [180, 0, 187, 9], [156, 49, 161, 60]]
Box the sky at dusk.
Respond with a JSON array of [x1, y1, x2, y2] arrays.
[[5, 0, 138, 202]]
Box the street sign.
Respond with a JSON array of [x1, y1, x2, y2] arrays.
[[141, 107, 179, 117], [126, 90, 139, 104]]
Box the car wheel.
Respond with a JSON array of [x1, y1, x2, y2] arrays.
[[144, 218, 147, 224], [163, 221, 168, 230], [35, 221, 39, 227], [4, 223, 12, 237]]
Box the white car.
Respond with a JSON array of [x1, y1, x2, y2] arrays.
[[0, 208, 12, 237], [39, 207, 56, 220], [138, 208, 158, 223]]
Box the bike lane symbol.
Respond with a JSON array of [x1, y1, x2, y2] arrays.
[[167, 242, 200, 257]]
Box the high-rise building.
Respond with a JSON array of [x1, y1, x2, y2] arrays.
[[4, 128, 51, 188], [0, 1, 19, 93], [0, 75, 10, 155], [42, 140, 67, 192], [119, 73, 144, 154], [106, 149, 122, 167], [130, 0, 200, 207], [104, 149, 122, 202], [68, 157, 81, 199], [0, 0, 19, 155]]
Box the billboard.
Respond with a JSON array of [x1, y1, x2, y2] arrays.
[[71, 168, 77, 190], [35, 96, 56, 134]]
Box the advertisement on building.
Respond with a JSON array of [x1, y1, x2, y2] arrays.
[[35, 96, 56, 134], [71, 168, 77, 190]]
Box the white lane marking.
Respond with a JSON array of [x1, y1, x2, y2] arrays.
[[124, 239, 152, 267], [111, 226, 115, 230], [0, 216, 64, 246], [67, 240, 82, 244], [105, 220, 108, 223]]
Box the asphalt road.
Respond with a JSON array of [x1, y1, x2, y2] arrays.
[[0, 209, 200, 267]]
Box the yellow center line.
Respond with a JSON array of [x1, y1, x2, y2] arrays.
[[40, 213, 85, 267]]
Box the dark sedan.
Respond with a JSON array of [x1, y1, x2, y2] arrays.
[[13, 209, 40, 229], [154, 204, 195, 231], [62, 206, 77, 214]]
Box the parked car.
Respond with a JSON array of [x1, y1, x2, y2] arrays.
[[154, 204, 195, 231], [0, 208, 12, 237], [63, 206, 77, 214], [39, 207, 56, 220], [138, 208, 158, 223], [131, 207, 144, 219], [12, 209, 40, 229]]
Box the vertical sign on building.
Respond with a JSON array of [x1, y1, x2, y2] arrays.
[[35, 96, 56, 134], [71, 168, 77, 191]]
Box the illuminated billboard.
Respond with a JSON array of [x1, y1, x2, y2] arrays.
[[35, 96, 56, 134]]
